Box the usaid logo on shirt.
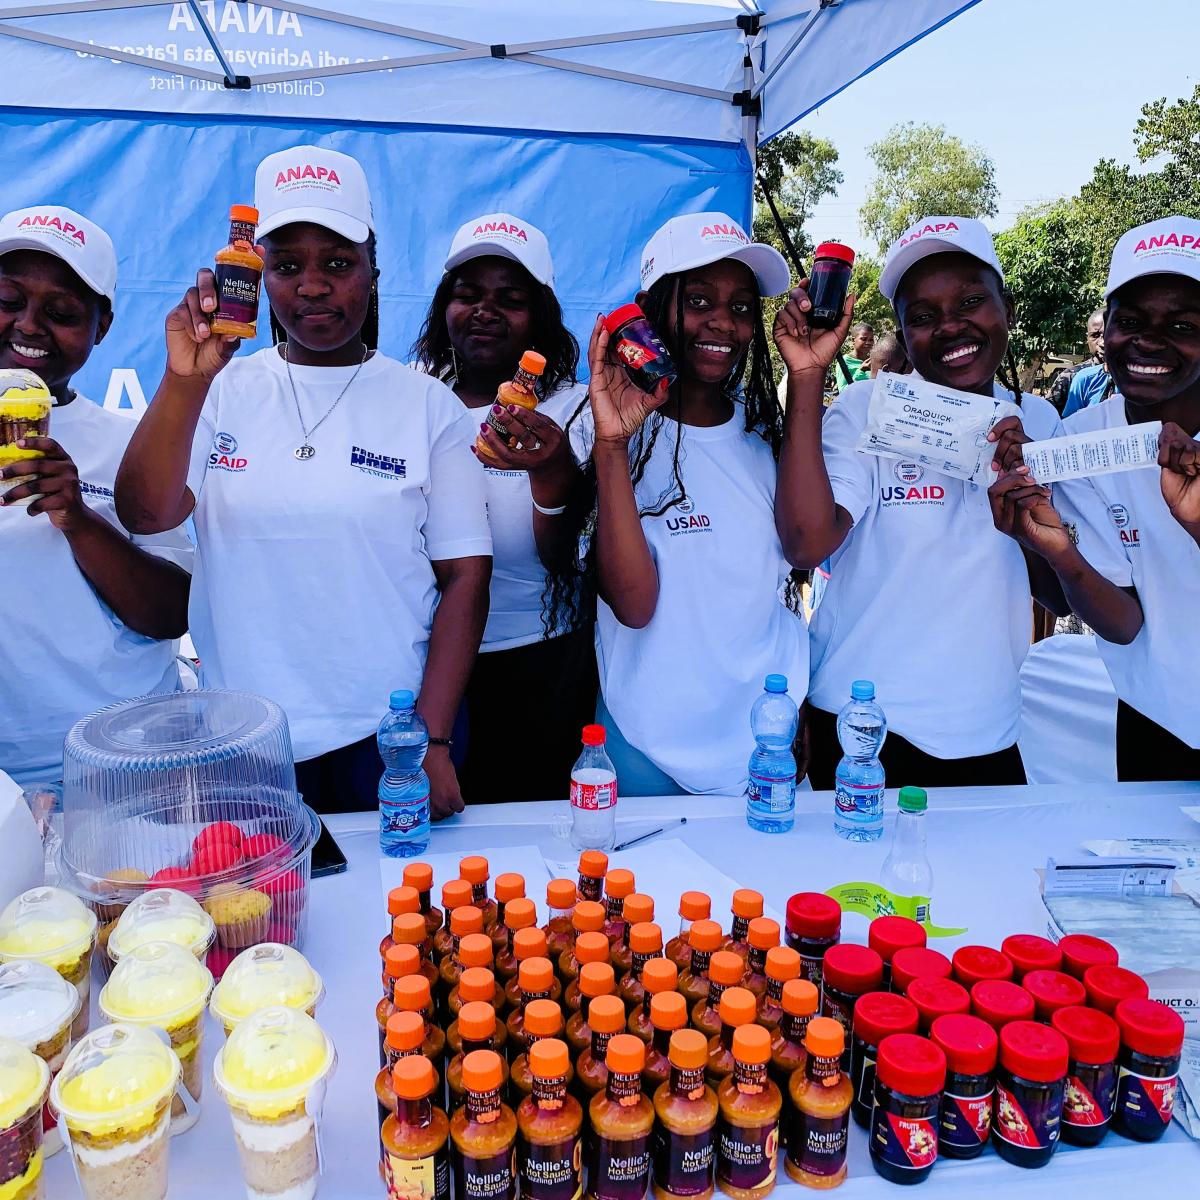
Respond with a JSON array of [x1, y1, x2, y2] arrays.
[[79, 480, 115, 500], [1109, 503, 1141, 547], [209, 431, 248, 472], [664, 495, 712, 535], [350, 445, 406, 480], [880, 461, 946, 507]]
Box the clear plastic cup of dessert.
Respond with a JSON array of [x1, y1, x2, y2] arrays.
[[0, 369, 52, 507], [107, 889, 215, 970], [98, 942, 213, 1135], [209, 943, 325, 1039], [0, 1034, 51, 1200], [0, 962, 81, 1159], [49, 1023, 181, 1200], [213, 1006, 337, 1200], [0, 887, 97, 1041]]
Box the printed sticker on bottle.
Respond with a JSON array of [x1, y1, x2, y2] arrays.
[[787, 1109, 848, 1177], [571, 778, 616, 811], [870, 1110, 938, 1170], [1116, 1066, 1177, 1131], [588, 1133, 651, 1200], [215, 263, 261, 327], [452, 1146, 517, 1200], [651, 1125, 715, 1197], [385, 1145, 451, 1200], [716, 1118, 778, 1191], [1064, 1066, 1116, 1128], [994, 1080, 1062, 1149], [940, 1090, 993, 1150], [747, 773, 796, 813], [519, 1134, 582, 1200]]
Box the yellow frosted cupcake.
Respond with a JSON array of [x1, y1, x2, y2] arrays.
[[91, 870, 150, 924], [205, 889, 272, 951]]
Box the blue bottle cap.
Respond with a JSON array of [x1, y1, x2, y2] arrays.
[[764, 674, 788, 694], [389, 689, 415, 710], [850, 680, 875, 701]]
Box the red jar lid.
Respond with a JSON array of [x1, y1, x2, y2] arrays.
[[852, 991, 920, 1047], [999, 1020, 1069, 1084], [1057, 934, 1118, 979], [1000, 934, 1061, 978], [891, 947, 952, 993], [1115, 998, 1185, 1059], [869, 916, 926, 964], [813, 241, 856, 266], [1022, 970, 1086, 1021], [875, 1033, 946, 1097], [907, 977, 970, 1026], [822, 943, 882, 994], [603, 303, 645, 334], [1083, 964, 1150, 1015], [930, 1013, 998, 1077], [952, 945, 1014, 988], [1051, 1005, 1119, 1065], [970, 980, 1035, 1030], [785, 893, 841, 940]]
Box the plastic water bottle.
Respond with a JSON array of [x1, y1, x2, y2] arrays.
[[378, 689, 430, 858], [570, 725, 617, 852], [833, 680, 886, 842], [880, 787, 934, 924], [745, 674, 799, 834]]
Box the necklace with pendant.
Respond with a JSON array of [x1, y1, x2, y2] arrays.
[[283, 341, 369, 460]]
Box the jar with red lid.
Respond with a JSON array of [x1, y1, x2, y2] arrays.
[[969, 981, 1034, 1031], [1083, 965, 1149, 1016], [850, 992, 919, 1129], [808, 243, 856, 329], [820, 944, 882, 1069], [951, 946, 1013, 990], [868, 1033, 946, 1184], [784, 894, 841, 991], [999, 935, 1061, 981], [906, 977, 969, 1035], [1056, 934, 1117, 980], [1113, 997, 1185, 1142], [602, 304, 677, 395], [929, 1014, 997, 1159], [992, 1020, 1068, 1168], [1022, 970, 1086, 1024], [890, 948, 951, 995], [1050, 1005, 1119, 1147], [868, 917, 926, 990]]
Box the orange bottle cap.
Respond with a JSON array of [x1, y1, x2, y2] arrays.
[[650, 991, 688, 1031], [386, 1011, 425, 1052], [805, 1016, 845, 1058], [580, 961, 616, 997], [519, 350, 548, 376], [642, 958, 678, 994], [733, 1024, 772, 1065], [719, 986, 758, 1026], [462, 1049, 505, 1093], [574, 932, 611, 966], [747, 917, 780, 951], [503, 898, 537, 931], [388, 886, 420, 918], [230, 204, 259, 223], [623, 894, 655, 925], [765, 946, 801, 982], [384, 944, 421, 979], [573, 901, 607, 933], [458, 967, 496, 1003], [403, 862, 434, 892], [589, 994, 628, 1034], [579, 850, 609, 877], [458, 933, 494, 968], [442, 879, 472, 909], [523, 999, 563, 1038], [458, 1001, 497, 1041], [679, 891, 711, 921], [529, 1037, 570, 1079], [519, 957, 555, 993], [689, 920, 723, 953], [494, 873, 525, 903], [392, 913, 427, 946], [547, 879, 577, 910], [709, 951, 746, 986], [392, 1054, 436, 1100], [393, 975, 431, 1011], [451, 906, 485, 937], [782, 979, 819, 1017], [459, 856, 490, 885], [669, 1028, 708, 1070], [732, 889, 764, 920], [629, 922, 663, 954], [605, 1033, 646, 1074], [604, 869, 635, 900], [513, 927, 548, 960]]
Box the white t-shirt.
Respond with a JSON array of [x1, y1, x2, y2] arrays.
[[808, 379, 1131, 758], [573, 407, 809, 794], [185, 349, 492, 760], [1065, 397, 1200, 747], [1, 397, 192, 785]]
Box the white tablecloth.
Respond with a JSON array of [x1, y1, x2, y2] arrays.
[[45, 782, 1200, 1199]]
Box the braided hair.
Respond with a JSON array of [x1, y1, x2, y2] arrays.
[[268, 232, 379, 351]]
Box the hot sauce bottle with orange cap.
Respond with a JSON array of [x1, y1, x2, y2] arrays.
[[451, 1049, 518, 1200], [693, 952, 748, 1040], [716, 1026, 781, 1200], [612, 895, 655, 976], [518, 1037, 584, 1200], [630, 958, 680, 1041], [382, 885, 421, 960], [544, 880, 578, 963], [504, 928, 553, 1011], [758, 948, 802, 1033], [382, 1055, 452, 1200], [448, 1002, 510, 1113], [769, 979, 819, 1090], [379, 1012, 438, 1141], [618, 922, 665, 1011], [382, 942, 422, 1010], [392, 975, 447, 1076], [490, 874, 527, 957], [667, 892, 712, 971], [575, 994, 629, 1105], [211, 204, 262, 339], [387, 912, 440, 995], [784, 1017, 852, 1189], [460, 856, 500, 929], [441, 929, 493, 1019], [680, 921, 724, 1007], [449, 967, 501, 1020], [578, 851, 609, 904], [560, 902, 609, 984], [435, 880, 474, 963], [511, 1000, 573, 1102], [652, 1028, 718, 1200], [449, 994, 509, 1060], [706, 988, 759, 1090], [644, 992, 691, 1097], [565, 934, 613, 1014], [742, 919, 781, 1003], [495, 899, 539, 988], [404, 861, 443, 937], [723, 891, 764, 961], [603, 869, 636, 949], [477, 351, 548, 461], [507, 958, 561, 1060], [567, 963, 618, 1054], [587, 1035, 656, 1200]]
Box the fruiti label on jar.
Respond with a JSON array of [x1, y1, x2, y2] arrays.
[[869, 1109, 938, 1170], [940, 1089, 994, 1151], [716, 1118, 778, 1191], [452, 1146, 517, 1200], [587, 1133, 651, 1200], [386, 1146, 451, 1200], [571, 776, 616, 811], [994, 1079, 1062, 1149], [787, 1109, 848, 1177], [519, 1133, 582, 1200], [1064, 1064, 1117, 1128], [1116, 1067, 1178, 1132], [651, 1125, 715, 1196]]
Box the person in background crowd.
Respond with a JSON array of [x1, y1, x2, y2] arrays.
[[1047, 307, 1104, 413], [867, 331, 910, 377], [774, 216, 1143, 788], [1064, 217, 1200, 781], [116, 147, 491, 817], [0, 206, 192, 786], [1063, 308, 1115, 416], [834, 321, 874, 391], [564, 213, 807, 795], [411, 213, 596, 802]]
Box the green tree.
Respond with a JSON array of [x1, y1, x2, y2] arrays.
[[752, 130, 843, 266], [860, 122, 997, 253], [847, 255, 893, 332]]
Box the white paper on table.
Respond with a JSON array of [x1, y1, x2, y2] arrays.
[[1178, 1040, 1200, 1140], [1084, 837, 1200, 871], [379, 844, 553, 908], [0, 771, 44, 908], [1021, 421, 1162, 484], [1182, 806, 1200, 826], [856, 371, 1021, 485]]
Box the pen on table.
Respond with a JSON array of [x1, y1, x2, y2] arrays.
[[613, 818, 687, 853]]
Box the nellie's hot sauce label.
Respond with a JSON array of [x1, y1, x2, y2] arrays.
[[587, 1133, 652, 1200], [385, 1145, 451, 1200], [716, 1119, 778, 1191], [786, 1109, 848, 1177], [215, 262, 260, 330], [651, 1125, 715, 1196], [518, 1134, 582, 1200], [451, 1146, 517, 1200]]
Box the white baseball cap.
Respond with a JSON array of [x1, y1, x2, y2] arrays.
[[639, 212, 791, 296], [1105, 216, 1200, 298], [254, 146, 374, 244], [0, 205, 117, 302], [444, 213, 555, 288], [878, 216, 1004, 304]]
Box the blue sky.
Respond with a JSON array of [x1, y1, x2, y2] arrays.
[[794, 0, 1199, 253]]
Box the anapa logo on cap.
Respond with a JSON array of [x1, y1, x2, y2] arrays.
[[274, 163, 343, 191], [698, 221, 749, 245], [16, 214, 86, 244], [1132, 230, 1200, 257], [472, 219, 528, 244], [898, 220, 960, 249]]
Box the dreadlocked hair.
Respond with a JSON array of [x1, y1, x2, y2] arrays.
[[409, 263, 580, 398], [269, 232, 379, 351]]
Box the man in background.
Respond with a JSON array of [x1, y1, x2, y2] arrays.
[[1048, 308, 1105, 413], [1063, 309, 1115, 416]]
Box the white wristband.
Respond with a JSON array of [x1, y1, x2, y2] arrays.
[[533, 499, 568, 516]]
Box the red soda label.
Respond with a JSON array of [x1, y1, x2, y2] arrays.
[[571, 777, 616, 812]]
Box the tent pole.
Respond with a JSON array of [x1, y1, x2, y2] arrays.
[[753, 0, 836, 99], [742, 52, 758, 174], [188, 0, 244, 87]]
